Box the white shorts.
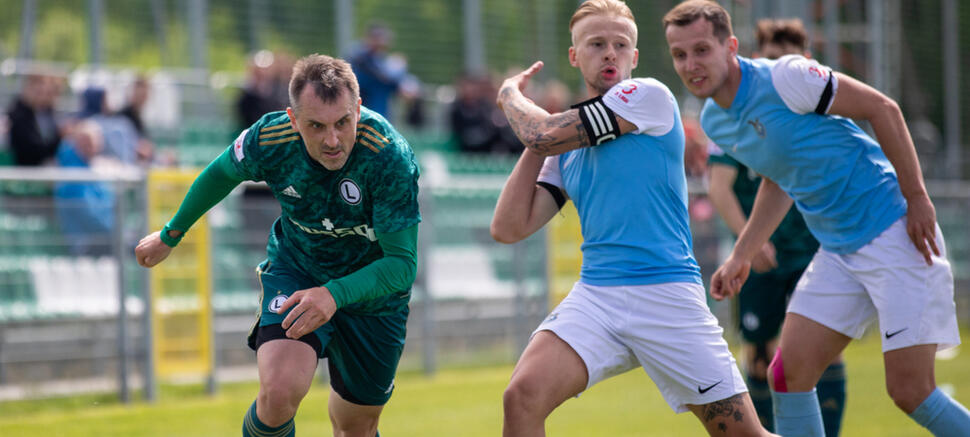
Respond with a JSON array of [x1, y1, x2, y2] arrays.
[[788, 217, 961, 352], [535, 281, 747, 413]]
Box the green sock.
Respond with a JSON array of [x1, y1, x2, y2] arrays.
[[747, 373, 774, 432], [816, 362, 846, 437], [242, 400, 295, 437]]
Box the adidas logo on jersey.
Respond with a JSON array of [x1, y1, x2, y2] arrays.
[[281, 186, 302, 198]]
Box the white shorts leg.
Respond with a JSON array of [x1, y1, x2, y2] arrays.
[[535, 281, 746, 413], [789, 218, 961, 352]]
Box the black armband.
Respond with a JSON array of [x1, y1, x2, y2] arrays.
[[571, 95, 621, 145], [814, 71, 834, 115], [536, 182, 566, 210]]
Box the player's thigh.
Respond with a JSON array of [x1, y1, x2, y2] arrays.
[[525, 282, 636, 396], [506, 330, 589, 409], [775, 313, 851, 391], [622, 282, 747, 413], [883, 344, 938, 412], [325, 307, 409, 407], [256, 339, 318, 399], [787, 248, 875, 342]]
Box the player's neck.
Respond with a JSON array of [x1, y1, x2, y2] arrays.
[[712, 56, 742, 109]]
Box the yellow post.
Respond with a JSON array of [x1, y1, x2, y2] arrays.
[[146, 169, 214, 381], [546, 201, 583, 308]]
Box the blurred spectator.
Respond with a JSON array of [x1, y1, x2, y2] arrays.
[[7, 74, 64, 166], [80, 86, 141, 165], [53, 121, 116, 256], [236, 51, 285, 240], [537, 79, 572, 114], [236, 50, 282, 128], [448, 72, 524, 155], [117, 76, 155, 165], [348, 22, 420, 120], [450, 72, 499, 154]]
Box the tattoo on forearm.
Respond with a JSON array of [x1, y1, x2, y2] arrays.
[[702, 394, 746, 432], [500, 92, 590, 154]]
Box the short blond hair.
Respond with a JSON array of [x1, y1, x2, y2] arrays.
[[569, 0, 638, 45]]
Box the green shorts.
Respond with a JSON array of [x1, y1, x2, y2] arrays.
[[247, 260, 408, 406], [737, 265, 808, 344]]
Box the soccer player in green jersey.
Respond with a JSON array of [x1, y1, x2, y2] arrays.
[[706, 19, 845, 435], [135, 54, 420, 437]]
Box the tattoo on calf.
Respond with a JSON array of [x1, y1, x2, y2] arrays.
[[702, 394, 746, 431]]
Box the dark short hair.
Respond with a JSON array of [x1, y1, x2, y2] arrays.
[[662, 0, 733, 42], [755, 18, 808, 52], [288, 54, 360, 112]]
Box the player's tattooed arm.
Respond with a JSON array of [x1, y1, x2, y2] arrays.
[[497, 61, 635, 157], [499, 88, 591, 156], [700, 394, 747, 433]]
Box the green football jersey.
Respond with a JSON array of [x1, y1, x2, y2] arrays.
[[229, 107, 421, 313], [708, 146, 818, 270]]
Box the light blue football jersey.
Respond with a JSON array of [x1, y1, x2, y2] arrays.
[[701, 56, 906, 254], [540, 78, 701, 286]]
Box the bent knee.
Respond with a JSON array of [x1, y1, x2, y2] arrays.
[[887, 382, 934, 413], [259, 382, 306, 414], [503, 379, 548, 414]]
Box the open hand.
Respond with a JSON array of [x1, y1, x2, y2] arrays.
[[278, 286, 338, 339], [905, 193, 939, 265]]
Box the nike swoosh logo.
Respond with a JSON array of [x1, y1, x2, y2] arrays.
[[885, 328, 908, 339], [698, 380, 722, 394]]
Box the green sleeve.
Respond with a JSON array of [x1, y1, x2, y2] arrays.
[[323, 224, 418, 308], [161, 148, 247, 247]]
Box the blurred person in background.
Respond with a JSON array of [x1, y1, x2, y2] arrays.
[[7, 74, 64, 166], [237, 51, 287, 238], [79, 86, 141, 166], [703, 17, 846, 435], [449, 72, 500, 154], [664, 2, 967, 435], [135, 54, 420, 437], [53, 120, 116, 256], [492, 1, 773, 435], [348, 22, 420, 121], [118, 75, 155, 165], [237, 50, 284, 128]]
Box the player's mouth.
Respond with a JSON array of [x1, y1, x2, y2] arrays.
[[601, 66, 618, 81], [321, 149, 342, 159], [689, 76, 706, 87]]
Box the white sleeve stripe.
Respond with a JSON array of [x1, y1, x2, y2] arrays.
[[592, 101, 613, 132], [584, 105, 603, 136]]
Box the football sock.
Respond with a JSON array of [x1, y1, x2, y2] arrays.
[[816, 362, 846, 436], [242, 400, 295, 437], [772, 389, 825, 437], [746, 373, 774, 431], [908, 387, 970, 436]]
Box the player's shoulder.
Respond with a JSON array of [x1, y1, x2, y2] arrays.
[[769, 54, 831, 86], [606, 77, 675, 103], [233, 111, 300, 165], [356, 106, 413, 159]]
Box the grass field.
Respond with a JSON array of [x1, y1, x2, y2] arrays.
[[0, 331, 967, 436]]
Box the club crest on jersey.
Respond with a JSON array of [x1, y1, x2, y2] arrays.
[[747, 119, 766, 138], [339, 179, 362, 205], [269, 294, 288, 313]]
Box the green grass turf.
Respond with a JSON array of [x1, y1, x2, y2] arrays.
[[0, 331, 967, 436]]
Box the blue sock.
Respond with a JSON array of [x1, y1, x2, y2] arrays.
[[909, 387, 970, 436], [772, 389, 825, 437], [816, 362, 846, 437], [242, 400, 295, 437], [747, 373, 774, 431]]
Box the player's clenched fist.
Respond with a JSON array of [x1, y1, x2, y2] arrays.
[[710, 256, 751, 301], [135, 231, 173, 268]]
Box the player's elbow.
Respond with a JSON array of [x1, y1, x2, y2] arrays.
[[490, 219, 526, 244]]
